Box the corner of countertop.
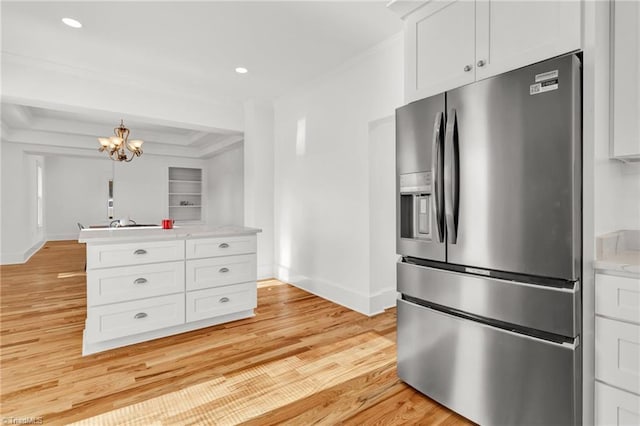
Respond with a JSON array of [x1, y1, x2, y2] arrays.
[[595, 229, 640, 276]]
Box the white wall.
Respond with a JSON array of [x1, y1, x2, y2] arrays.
[[244, 100, 275, 279], [368, 116, 398, 312], [206, 143, 244, 226], [273, 34, 403, 315], [44, 154, 206, 240], [0, 142, 45, 263], [44, 156, 112, 239], [1, 141, 245, 263]]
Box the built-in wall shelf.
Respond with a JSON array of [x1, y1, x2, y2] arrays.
[[168, 167, 203, 222]]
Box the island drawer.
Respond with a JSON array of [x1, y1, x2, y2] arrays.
[[186, 282, 256, 323], [596, 273, 640, 324], [87, 240, 185, 269], [595, 316, 640, 395], [87, 261, 185, 306], [85, 293, 185, 343], [186, 254, 256, 291], [185, 235, 256, 259]]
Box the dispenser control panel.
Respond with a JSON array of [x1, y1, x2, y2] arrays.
[[400, 172, 431, 194]]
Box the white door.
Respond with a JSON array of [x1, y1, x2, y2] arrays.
[[405, 0, 475, 102], [475, 0, 581, 81]]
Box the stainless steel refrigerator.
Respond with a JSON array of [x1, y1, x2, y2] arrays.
[[395, 54, 582, 425]]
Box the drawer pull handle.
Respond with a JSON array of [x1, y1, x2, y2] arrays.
[[219, 243, 229, 249], [134, 312, 148, 319], [219, 267, 229, 273], [219, 297, 230, 303], [133, 249, 147, 255], [134, 278, 148, 285]]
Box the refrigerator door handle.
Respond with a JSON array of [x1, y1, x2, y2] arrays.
[[444, 109, 460, 244], [431, 112, 445, 243]]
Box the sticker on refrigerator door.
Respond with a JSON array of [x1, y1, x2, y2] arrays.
[[535, 70, 558, 82], [530, 78, 559, 95]]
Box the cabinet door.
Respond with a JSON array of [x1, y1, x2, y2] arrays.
[[405, 0, 475, 102], [612, 0, 640, 158], [596, 381, 640, 426], [475, 0, 581, 81], [596, 316, 640, 395]]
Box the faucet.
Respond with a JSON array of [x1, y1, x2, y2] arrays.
[[110, 218, 137, 228]]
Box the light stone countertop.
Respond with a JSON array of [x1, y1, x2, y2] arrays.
[[78, 225, 261, 245], [594, 230, 640, 276]]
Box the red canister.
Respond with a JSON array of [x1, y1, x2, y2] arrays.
[[162, 219, 174, 229]]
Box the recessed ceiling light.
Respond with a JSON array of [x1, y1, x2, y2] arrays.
[[235, 67, 248, 74], [62, 17, 82, 28]]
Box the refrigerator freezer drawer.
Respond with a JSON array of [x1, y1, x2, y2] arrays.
[[397, 298, 581, 425], [398, 261, 580, 337]]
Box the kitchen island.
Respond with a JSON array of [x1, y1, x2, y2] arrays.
[[79, 225, 261, 355]]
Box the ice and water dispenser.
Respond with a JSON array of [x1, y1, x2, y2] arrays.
[[399, 171, 432, 241]]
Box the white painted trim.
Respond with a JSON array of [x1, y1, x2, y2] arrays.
[[276, 265, 392, 317], [46, 233, 80, 241], [369, 288, 398, 315], [24, 239, 45, 262], [0, 239, 45, 265], [257, 263, 274, 281], [0, 252, 26, 265]]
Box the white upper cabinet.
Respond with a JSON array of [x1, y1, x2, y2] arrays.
[[405, 1, 476, 101], [475, 1, 581, 81], [611, 0, 640, 160], [401, 0, 582, 102]]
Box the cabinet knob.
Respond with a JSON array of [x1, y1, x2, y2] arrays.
[[219, 297, 230, 303], [134, 312, 148, 319], [463, 64, 472, 72], [477, 59, 486, 67], [219, 267, 229, 273], [219, 243, 229, 249], [133, 278, 148, 285], [133, 249, 147, 255]]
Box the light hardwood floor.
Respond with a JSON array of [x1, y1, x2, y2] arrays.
[[0, 241, 473, 425]]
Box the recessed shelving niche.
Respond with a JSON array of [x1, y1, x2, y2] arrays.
[[168, 167, 202, 223]]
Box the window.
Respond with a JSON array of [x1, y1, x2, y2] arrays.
[[36, 163, 43, 228]]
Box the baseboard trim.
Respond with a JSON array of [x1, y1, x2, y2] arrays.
[[24, 240, 45, 263], [257, 263, 274, 280], [276, 265, 394, 316], [369, 288, 398, 315], [0, 252, 25, 265], [46, 233, 80, 241], [0, 239, 45, 265]]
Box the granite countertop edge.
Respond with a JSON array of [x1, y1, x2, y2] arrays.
[[594, 230, 640, 277], [78, 225, 262, 244]]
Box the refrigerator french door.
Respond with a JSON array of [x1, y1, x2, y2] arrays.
[[396, 54, 582, 425]]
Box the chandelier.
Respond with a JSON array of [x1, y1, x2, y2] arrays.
[[98, 120, 144, 162]]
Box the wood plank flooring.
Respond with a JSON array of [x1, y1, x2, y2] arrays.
[[0, 241, 473, 425]]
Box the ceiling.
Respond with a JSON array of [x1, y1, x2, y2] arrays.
[[1, 103, 243, 158], [1, 1, 402, 156], [1, 1, 402, 103]]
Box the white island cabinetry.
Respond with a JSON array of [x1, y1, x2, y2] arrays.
[[80, 226, 260, 355], [594, 273, 640, 425]]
